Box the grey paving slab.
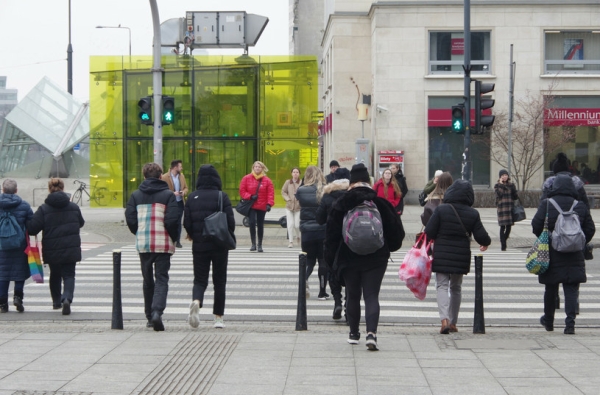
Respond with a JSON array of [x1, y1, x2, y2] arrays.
[[430, 384, 507, 395], [353, 356, 419, 369], [414, 350, 479, 360], [496, 377, 578, 388], [214, 367, 289, 386], [61, 377, 141, 393], [423, 367, 498, 386], [358, 385, 433, 395], [289, 356, 356, 367], [487, 368, 560, 378], [0, 339, 64, 354], [0, 372, 68, 392], [283, 384, 357, 395], [504, 387, 585, 395], [208, 383, 286, 395], [455, 338, 541, 350], [418, 358, 484, 368], [356, 368, 428, 386]]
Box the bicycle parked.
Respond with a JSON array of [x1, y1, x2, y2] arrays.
[[71, 180, 110, 206]]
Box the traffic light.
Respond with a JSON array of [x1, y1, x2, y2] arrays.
[[138, 96, 153, 125], [474, 80, 495, 134], [451, 104, 465, 134], [162, 96, 175, 125]]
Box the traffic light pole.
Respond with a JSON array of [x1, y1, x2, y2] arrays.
[[150, 0, 163, 168], [462, 0, 472, 182]]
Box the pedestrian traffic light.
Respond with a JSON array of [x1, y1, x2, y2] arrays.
[[138, 96, 153, 125], [451, 104, 465, 134], [162, 96, 175, 125], [474, 80, 495, 134]]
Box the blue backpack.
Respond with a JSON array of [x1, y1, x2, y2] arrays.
[[0, 210, 24, 251], [342, 200, 384, 255]]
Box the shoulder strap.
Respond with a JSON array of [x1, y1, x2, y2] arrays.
[[548, 198, 565, 214], [217, 191, 223, 212], [447, 203, 470, 238], [255, 178, 263, 195]]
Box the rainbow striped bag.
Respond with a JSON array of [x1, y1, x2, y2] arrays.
[[526, 208, 550, 275], [25, 233, 43, 284]]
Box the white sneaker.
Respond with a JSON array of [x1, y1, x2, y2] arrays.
[[288, 242, 293, 248], [305, 283, 310, 299], [213, 315, 225, 329], [188, 301, 200, 329]]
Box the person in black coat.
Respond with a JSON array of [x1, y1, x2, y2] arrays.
[[424, 179, 491, 334], [296, 166, 328, 299], [316, 167, 350, 320], [183, 165, 235, 329], [325, 164, 404, 351], [0, 179, 34, 313], [390, 163, 408, 215], [27, 178, 84, 315], [542, 153, 589, 207], [532, 173, 595, 334]]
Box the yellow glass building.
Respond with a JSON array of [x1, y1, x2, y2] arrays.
[[90, 55, 319, 208]]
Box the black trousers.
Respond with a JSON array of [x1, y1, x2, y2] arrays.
[[139, 253, 171, 320], [48, 262, 76, 305], [343, 262, 387, 334], [192, 249, 228, 316], [248, 209, 266, 245], [544, 282, 579, 328], [302, 238, 327, 293]]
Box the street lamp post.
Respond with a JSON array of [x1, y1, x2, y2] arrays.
[[96, 24, 132, 65]]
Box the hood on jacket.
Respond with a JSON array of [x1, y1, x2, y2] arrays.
[[138, 178, 170, 195], [547, 173, 578, 199], [323, 179, 349, 195], [543, 172, 585, 193], [196, 164, 222, 190], [333, 186, 376, 212], [0, 193, 23, 211], [442, 179, 474, 206], [45, 191, 72, 209]]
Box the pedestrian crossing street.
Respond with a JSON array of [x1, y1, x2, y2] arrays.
[[19, 245, 600, 326]]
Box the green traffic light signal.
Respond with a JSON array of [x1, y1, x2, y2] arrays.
[[162, 96, 175, 125], [137, 97, 153, 125], [451, 104, 465, 134]]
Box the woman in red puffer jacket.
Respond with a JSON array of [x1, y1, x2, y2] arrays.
[[239, 161, 274, 252], [373, 168, 402, 213]]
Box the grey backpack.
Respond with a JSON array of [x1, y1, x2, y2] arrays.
[[342, 200, 384, 255], [548, 198, 586, 253]]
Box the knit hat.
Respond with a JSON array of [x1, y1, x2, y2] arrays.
[[434, 170, 443, 177], [552, 153, 570, 174], [349, 163, 370, 184], [333, 167, 350, 181], [499, 169, 509, 178], [329, 160, 340, 168]]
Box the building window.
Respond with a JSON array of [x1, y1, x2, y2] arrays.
[[429, 31, 491, 75], [544, 31, 600, 75]]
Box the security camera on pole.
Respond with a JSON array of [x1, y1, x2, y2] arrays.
[[356, 94, 371, 174]]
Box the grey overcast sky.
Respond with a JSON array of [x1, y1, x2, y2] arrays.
[[0, 0, 289, 102]]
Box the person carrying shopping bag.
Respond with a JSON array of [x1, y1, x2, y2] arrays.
[[424, 179, 490, 334]]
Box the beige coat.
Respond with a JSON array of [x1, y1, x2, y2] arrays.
[[281, 178, 301, 211], [161, 172, 188, 202]]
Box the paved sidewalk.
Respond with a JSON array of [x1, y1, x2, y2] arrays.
[[0, 321, 598, 394]]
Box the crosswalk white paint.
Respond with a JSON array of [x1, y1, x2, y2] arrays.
[[17, 245, 600, 326]]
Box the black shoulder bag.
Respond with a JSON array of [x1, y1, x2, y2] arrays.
[[235, 178, 263, 217], [203, 191, 236, 250]]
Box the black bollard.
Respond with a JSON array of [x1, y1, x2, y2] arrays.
[[111, 250, 123, 330], [473, 255, 485, 334], [296, 253, 308, 331]]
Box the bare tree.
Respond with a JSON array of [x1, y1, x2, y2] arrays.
[[477, 86, 575, 190]]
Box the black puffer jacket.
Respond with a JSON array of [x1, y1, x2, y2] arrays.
[[542, 171, 589, 207], [532, 174, 595, 285], [296, 184, 326, 242], [315, 179, 349, 225], [183, 165, 236, 253], [27, 191, 84, 264], [425, 180, 491, 274], [325, 186, 404, 277]]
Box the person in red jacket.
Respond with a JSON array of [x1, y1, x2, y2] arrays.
[[239, 161, 275, 252], [373, 168, 402, 213]]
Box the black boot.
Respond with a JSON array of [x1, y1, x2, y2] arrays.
[[257, 238, 263, 252], [499, 230, 507, 251], [250, 233, 256, 251], [13, 296, 24, 313], [0, 297, 8, 313]]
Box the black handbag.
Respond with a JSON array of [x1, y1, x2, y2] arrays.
[[235, 178, 262, 216], [512, 200, 526, 222], [203, 192, 236, 250]]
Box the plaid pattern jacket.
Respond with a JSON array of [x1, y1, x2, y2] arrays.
[[135, 203, 175, 254], [494, 181, 518, 226]]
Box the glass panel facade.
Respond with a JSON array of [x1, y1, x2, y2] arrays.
[[544, 96, 600, 184], [429, 32, 491, 74], [90, 55, 318, 207], [545, 31, 600, 74]]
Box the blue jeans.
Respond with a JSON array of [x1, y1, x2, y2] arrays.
[[139, 253, 171, 320]]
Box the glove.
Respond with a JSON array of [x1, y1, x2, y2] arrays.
[[266, 204, 271, 212], [251, 194, 258, 200]]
